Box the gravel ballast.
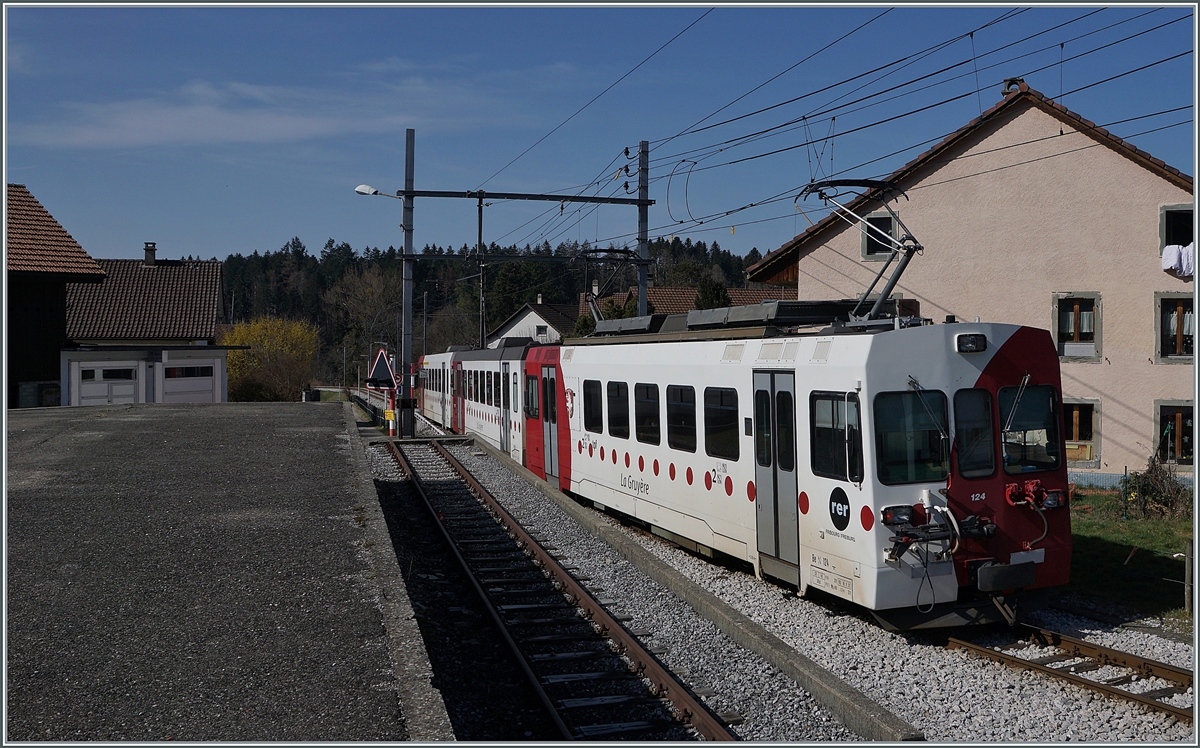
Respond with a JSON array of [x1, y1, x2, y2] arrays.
[[445, 442, 1195, 743]]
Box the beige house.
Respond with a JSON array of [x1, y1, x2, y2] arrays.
[[748, 80, 1194, 486]]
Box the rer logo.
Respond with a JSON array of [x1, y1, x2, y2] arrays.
[[829, 487, 851, 531]]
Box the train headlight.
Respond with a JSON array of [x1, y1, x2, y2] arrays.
[[881, 505, 914, 526], [956, 333, 987, 353]]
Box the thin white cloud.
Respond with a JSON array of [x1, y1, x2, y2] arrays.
[[10, 59, 587, 149]]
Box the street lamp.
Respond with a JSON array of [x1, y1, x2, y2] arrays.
[[355, 128, 415, 438]]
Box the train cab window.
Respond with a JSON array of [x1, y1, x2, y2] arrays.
[[999, 385, 1062, 474], [954, 389, 996, 478], [635, 383, 660, 445], [666, 385, 697, 453], [704, 387, 739, 460], [811, 392, 862, 482], [583, 380, 603, 433], [874, 391, 947, 485], [608, 382, 630, 439], [524, 375, 539, 418]]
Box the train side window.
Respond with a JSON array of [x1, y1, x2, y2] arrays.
[[634, 383, 660, 445], [608, 382, 630, 439], [954, 389, 995, 478], [874, 390, 948, 485], [503, 373, 510, 410], [524, 375, 539, 418], [512, 377, 519, 413], [754, 390, 771, 467], [494, 372, 501, 406], [704, 387, 739, 460], [666, 385, 697, 453], [811, 392, 862, 482], [583, 380, 603, 433], [999, 385, 1062, 474]]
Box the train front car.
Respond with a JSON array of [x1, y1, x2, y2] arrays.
[[857, 322, 1070, 629]]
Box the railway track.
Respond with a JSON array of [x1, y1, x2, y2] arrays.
[[384, 439, 737, 741], [947, 624, 1193, 723]]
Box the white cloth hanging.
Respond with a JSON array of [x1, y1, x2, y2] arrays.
[[1180, 241, 1194, 278], [1163, 243, 1183, 274]]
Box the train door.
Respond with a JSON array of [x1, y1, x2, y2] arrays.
[[542, 365, 559, 479], [753, 371, 800, 586], [500, 363, 511, 453], [452, 361, 464, 434], [440, 363, 448, 427]]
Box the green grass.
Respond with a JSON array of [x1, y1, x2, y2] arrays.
[[1068, 488, 1193, 626], [318, 389, 348, 402]]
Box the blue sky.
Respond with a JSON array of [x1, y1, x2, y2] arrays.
[[5, 4, 1195, 262]]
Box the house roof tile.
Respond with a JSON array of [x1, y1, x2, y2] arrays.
[[747, 82, 1194, 283], [6, 184, 105, 280], [66, 258, 223, 341]]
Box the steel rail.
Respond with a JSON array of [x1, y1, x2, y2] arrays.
[[385, 440, 574, 740], [427, 441, 736, 741], [947, 624, 1193, 723]]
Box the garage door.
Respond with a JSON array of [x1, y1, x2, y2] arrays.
[[163, 365, 215, 403], [80, 367, 138, 406]]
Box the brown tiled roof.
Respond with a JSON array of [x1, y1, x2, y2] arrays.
[[66, 258, 223, 342], [748, 82, 1194, 283], [6, 184, 105, 280]]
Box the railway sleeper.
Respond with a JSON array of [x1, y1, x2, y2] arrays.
[[574, 719, 677, 738]]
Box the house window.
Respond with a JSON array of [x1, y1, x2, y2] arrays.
[[1156, 402, 1193, 466], [1053, 293, 1100, 360], [535, 325, 548, 338], [1160, 204, 1193, 252], [861, 212, 896, 260], [1062, 401, 1099, 466], [583, 379, 603, 433], [165, 366, 214, 378], [1157, 294, 1193, 361]]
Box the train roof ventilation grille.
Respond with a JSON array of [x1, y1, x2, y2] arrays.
[[757, 342, 784, 361], [721, 343, 745, 362], [782, 341, 800, 360], [811, 339, 833, 363]]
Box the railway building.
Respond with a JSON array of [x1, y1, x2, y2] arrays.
[[6, 183, 106, 408], [747, 79, 1194, 488]]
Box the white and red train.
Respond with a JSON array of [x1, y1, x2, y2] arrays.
[[416, 300, 1071, 629]]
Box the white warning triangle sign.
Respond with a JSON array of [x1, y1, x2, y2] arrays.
[[364, 348, 397, 390]]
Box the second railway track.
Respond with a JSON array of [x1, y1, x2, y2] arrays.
[[948, 624, 1194, 724], [386, 439, 737, 741]]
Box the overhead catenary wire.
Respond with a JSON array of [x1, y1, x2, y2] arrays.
[[475, 8, 712, 190], [647, 9, 1181, 171]]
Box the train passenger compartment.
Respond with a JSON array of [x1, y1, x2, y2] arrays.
[[418, 350, 456, 430], [452, 338, 533, 457]]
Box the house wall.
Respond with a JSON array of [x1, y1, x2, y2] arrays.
[[491, 310, 560, 346], [792, 102, 1193, 479]]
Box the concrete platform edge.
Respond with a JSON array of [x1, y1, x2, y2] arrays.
[[344, 404, 456, 741], [472, 437, 924, 742]]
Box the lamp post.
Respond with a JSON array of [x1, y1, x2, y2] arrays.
[[355, 130, 416, 438]]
